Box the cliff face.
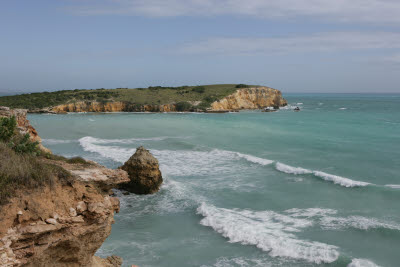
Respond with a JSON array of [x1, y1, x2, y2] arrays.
[[0, 160, 129, 267], [210, 87, 287, 111], [45, 87, 286, 113], [50, 102, 177, 113], [0, 106, 50, 153]]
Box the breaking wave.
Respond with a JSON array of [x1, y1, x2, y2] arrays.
[[275, 162, 371, 188], [197, 203, 339, 264], [312, 171, 370, 187], [285, 208, 400, 231], [78, 137, 274, 177], [79, 136, 373, 188], [275, 162, 312, 175]]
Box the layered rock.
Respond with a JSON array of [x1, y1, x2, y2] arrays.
[[0, 106, 50, 154], [210, 87, 287, 111], [50, 101, 178, 113], [0, 160, 130, 267], [38, 86, 286, 113], [120, 146, 163, 194]]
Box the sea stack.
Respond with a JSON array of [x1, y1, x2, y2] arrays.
[[120, 146, 163, 194]]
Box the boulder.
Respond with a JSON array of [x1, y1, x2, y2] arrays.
[[119, 146, 163, 194]]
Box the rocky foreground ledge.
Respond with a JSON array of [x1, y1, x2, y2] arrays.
[[0, 107, 162, 266], [0, 158, 130, 267]]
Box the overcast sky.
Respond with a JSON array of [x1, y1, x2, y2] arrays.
[[1, 0, 400, 93]]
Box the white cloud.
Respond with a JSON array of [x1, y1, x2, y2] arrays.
[[70, 0, 400, 23], [178, 32, 400, 55]]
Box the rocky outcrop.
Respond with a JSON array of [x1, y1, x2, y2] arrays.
[[210, 87, 287, 111], [0, 160, 130, 267], [50, 101, 178, 113], [37, 86, 286, 113], [120, 146, 163, 194], [0, 106, 51, 154]]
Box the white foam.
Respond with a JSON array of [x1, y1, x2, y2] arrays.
[[79, 136, 136, 163], [320, 216, 400, 231], [385, 184, 400, 189], [197, 203, 339, 264], [275, 162, 312, 175], [236, 152, 274, 166], [348, 258, 380, 267], [339, 107, 347, 110], [297, 103, 303, 105], [313, 171, 370, 187], [285, 208, 338, 218], [285, 208, 400, 232]]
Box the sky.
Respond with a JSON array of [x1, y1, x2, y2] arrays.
[[1, 0, 400, 94]]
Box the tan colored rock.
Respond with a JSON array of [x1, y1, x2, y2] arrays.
[[69, 207, 77, 217], [76, 201, 87, 213], [92, 255, 123, 267], [210, 87, 287, 111], [0, 162, 125, 267], [45, 218, 58, 225], [50, 101, 178, 113], [120, 146, 163, 194]]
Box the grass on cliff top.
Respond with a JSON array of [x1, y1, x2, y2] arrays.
[[0, 84, 259, 109], [0, 143, 73, 205]]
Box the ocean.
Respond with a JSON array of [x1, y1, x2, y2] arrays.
[[28, 94, 400, 267]]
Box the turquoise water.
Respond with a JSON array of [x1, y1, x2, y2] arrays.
[[28, 94, 400, 267]]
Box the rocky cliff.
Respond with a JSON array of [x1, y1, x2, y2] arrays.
[[41, 87, 286, 113], [0, 159, 129, 267], [210, 87, 287, 110], [0, 106, 50, 153], [50, 102, 177, 113]]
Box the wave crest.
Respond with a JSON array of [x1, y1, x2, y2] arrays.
[[197, 203, 339, 264]]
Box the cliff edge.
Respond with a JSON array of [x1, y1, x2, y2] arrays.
[[0, 159, 129, 267], [210, 87, 287, 111]]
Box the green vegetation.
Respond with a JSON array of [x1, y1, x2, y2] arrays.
[[175, 101, 193, 111], [0, 116, 40, 155], [66, 156, 91, 165], [0, 116, 73, 204], [0, 84, 257, 110], [235, 84, 249, 88], [192, 86, 206, 93]]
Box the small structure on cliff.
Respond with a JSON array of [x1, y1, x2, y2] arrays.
[[120, 146, 163, 194]]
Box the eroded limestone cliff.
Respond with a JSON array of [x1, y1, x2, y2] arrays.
[[42, 87, 286, 113], [50, 102, 177, 113], [0, 160, 129, 267], [210, 87, 287, 110]]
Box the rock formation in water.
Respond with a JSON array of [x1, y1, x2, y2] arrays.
[[0, 106, 50, 154], [210, 87, 287, 111], [120, 146, 163, 194], [0, 159, 129, 267]]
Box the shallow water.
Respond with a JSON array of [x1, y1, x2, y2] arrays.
[[29, 93, 400, 267]]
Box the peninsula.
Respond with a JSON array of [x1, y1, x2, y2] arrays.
[[0, 84, 287, 113]]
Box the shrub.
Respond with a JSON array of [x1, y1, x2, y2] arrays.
[[175, 101, 193, 111], [0, 116, 17, 142], [66, 156, 91, 165], [192, 86, 206, 93], [0, 116, 40, 155], [235, 84, 249, 88]]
